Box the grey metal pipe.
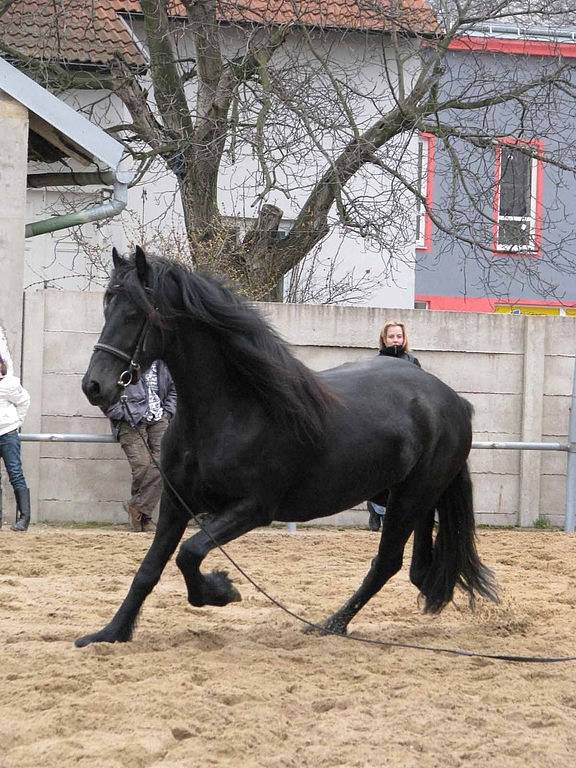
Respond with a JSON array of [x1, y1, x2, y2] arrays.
[[20, 433, 115, 443], [25, 177, 129, 238], [19, 434, 570, 450], [471, 23, 576, 42], [473, 441, 568, 451]]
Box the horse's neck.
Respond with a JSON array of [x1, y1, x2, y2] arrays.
[[163, 324, 232, 414]]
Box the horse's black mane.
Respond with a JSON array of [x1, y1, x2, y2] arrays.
[[115, 254, 332, 442]]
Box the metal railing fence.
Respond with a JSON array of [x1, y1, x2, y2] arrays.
[[0, 432, 573, 532]]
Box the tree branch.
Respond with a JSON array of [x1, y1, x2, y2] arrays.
[[109, 54, 167, 152], [0, 0, 17, 17], [182, 0, 223, 129], [276, 67, 441, 273], [435, 69, 572, 112], [140, 0, 194, 140]]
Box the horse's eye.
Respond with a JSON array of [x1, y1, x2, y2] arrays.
[[103, 292, 116, 313], [104, 285, 123, 310]]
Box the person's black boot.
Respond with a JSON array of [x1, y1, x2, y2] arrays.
[[367, 502, 381, 532], [11, 487, 31, 532]]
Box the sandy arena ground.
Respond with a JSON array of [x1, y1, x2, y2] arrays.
[[0, 524, 575, 768]]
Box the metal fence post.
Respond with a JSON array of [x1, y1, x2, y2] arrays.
[[564, 356, 576, 533]]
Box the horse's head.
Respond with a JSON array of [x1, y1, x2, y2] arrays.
[[82, 246, 163, 409]]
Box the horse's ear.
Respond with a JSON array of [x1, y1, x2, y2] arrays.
[[134, 246, 150, 286], [112, 247, 124, 270]]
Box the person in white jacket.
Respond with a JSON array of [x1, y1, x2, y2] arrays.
[[0, 353, 31, 531]]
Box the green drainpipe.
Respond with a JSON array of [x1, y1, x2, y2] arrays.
[[25, 170, 131, 238]]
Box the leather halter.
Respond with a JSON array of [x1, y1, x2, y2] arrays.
[[93, 318, 150, 389]]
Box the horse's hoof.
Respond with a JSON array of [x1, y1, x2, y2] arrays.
[[303, 619, 348, 637], [74, 625, 131, 647], [188, 570, 242, 607], [75, 632, 108, 648]]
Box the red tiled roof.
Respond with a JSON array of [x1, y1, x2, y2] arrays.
[[115, 0, 439, 35], [0, 0, 146, 67], [0, 1, 438, 68]]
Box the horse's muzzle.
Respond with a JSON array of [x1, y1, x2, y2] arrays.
[[82, 374, 104, 406]]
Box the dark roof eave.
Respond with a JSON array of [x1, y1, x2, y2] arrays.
[[117, 9, 438, 38]]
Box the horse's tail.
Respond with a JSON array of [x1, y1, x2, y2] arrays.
[[420, 462, 499, 614]]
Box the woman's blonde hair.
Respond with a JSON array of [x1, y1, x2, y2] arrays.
[[379, 320, 409, 352]]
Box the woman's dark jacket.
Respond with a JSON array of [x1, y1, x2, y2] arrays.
[[378, 347, 421, 368], [103, 360, 177, 436]]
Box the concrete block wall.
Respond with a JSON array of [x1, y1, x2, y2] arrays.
[[265, 304, 576, 527], [15, 290, 576, 528], [20, 290, 132, 525]]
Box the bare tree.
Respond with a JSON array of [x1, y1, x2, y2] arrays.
[[4, 0, 576, 300]]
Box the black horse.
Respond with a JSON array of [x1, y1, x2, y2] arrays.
[[76, 247, 497, 647]]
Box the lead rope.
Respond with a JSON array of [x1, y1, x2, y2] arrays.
[[120, 396, 576, 664]]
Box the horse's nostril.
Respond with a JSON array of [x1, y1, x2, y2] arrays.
[[83, 379, 100, 401]]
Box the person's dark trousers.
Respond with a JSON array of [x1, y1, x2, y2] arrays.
[[117, 417, 168, 531], [367, 501, 382, 531], [367, 489, 390, 532], [0, 430, 30, 531]]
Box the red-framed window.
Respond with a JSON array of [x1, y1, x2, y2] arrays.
[[493, 138, 543, 255], [415, 132, 435, 251]]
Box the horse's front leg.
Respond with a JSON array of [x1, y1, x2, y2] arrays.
[[75, 494, 188, 647], [176, 501, 268, 608]]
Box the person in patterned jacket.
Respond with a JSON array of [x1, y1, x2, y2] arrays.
[[104, 360, 176, 532]]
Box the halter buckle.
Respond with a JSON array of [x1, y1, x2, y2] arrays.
[[117, 362, 141, 388]]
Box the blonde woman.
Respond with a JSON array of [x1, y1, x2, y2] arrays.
[[378, 320, 421, 367]]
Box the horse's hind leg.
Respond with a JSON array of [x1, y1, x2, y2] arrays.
[[176, 501, 268, 608], [409, 508, 436, 593], [75, 494, 189, 647], [310, 487, 438, 636]]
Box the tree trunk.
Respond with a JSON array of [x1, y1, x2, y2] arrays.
[[179, 181, 287, 298]]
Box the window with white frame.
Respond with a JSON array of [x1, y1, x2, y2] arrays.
[[496, 143, 539, 252], [415, 135, 432, 249]]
